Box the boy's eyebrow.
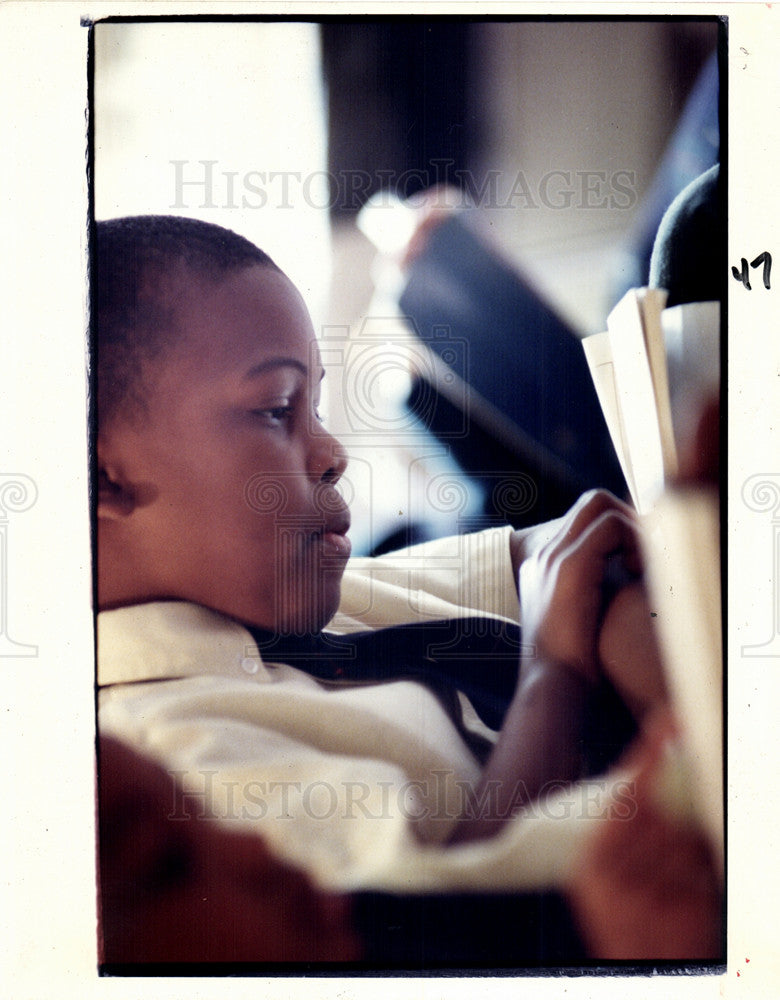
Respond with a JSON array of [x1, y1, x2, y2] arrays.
[[243, 359, 326, 381]]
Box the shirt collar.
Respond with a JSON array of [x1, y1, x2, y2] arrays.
[[97, 601, 256, 686]]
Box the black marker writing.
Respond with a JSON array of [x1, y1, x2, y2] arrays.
[[732, 251, 772, 290]]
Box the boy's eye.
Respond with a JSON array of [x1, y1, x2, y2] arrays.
[[250, 405, 295, 425]]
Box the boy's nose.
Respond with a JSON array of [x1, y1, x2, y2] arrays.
[[310, 427, 348, 485]]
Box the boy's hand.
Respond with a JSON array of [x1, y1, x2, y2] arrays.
[[454, 491, 640, 844], [598, 580, 668, 719], [567, 711, 722, 960], [519, 490, 641, 684]]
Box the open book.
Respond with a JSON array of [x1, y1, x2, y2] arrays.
[[584, 289, 723, 872], [583, 288, 719, 515], [643, 488, 723, 874]]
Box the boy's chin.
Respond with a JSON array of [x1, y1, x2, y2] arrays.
[[300, 594, 343, 635], [308, 567, 347, 632], [266, 581, 344, 635], [226, 564, 346, 635]]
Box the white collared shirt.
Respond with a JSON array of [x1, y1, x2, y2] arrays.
[[99, 527, 605, 892]]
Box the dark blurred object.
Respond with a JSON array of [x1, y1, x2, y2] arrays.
[[352, 888, 586, 969], [98, 736, 361, 969], [614, 48, 720, 299], [399, 213, 627, 524], [321, 20, 477, 215], [649, 164, 723, 308]]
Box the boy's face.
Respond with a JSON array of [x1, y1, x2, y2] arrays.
[[98, 264, 351, 633]]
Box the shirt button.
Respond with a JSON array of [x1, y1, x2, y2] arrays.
[[241, 656, 261, 675]]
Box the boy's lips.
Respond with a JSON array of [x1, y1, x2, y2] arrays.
[[312, 510, 352, 559], [319, 530, 352, 559]]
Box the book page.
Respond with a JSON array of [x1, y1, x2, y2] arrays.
[[581, 331, 638, 505], [662, 300, 721, 452], [638, 287, 678, 480], [643, 489, 723, 873], [606, 288, 666, 514]]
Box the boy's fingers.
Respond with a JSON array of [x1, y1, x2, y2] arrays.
[[561, 490, 636, 539], [543, 491, 637, 564], [556, 510, 642, 592]]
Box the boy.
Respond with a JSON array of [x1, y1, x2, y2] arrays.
[[96, 216, 665, 927]]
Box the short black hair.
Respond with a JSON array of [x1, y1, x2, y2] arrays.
[[649, 165, 723, 308], [94, 215, 279, 426]]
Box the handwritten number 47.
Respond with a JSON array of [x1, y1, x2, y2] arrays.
[[732, 252, 772, 290]]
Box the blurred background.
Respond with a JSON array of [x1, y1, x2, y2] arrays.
[[94, 17, 721, 554]]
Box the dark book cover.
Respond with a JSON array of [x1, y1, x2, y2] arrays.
[[399, 213, 626, 501]]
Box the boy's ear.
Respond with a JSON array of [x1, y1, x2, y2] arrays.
[[97, 438, 137, 520]]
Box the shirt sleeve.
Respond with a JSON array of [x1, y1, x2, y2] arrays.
[[333, 525, 520, 631], [99, 669, 480, 890], [99, 671, 609, 897]]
